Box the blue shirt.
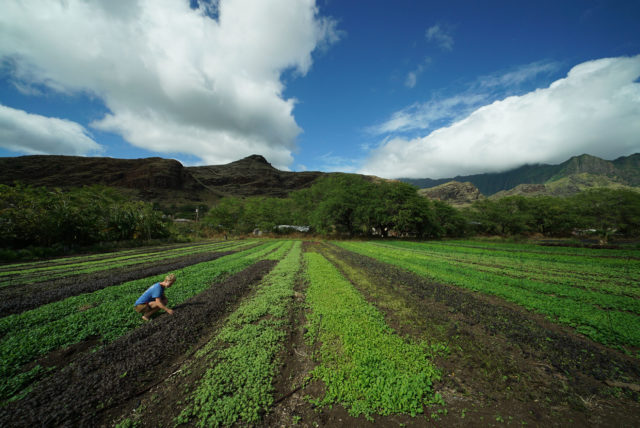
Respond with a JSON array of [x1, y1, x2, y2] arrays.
[[134, 282, 164, 306]]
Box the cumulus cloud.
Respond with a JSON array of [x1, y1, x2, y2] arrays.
[[0, 104, 102, 155], [426, 24, 454, 51], [361, 55, 640, 179], [0, 0, 339, 168]]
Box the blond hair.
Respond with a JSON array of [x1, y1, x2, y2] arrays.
[[165, 273, 177, 283]]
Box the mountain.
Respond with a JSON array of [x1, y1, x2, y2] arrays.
[[401, 153, 640, 195], [417, 181, 484, 207], [0, 154, 329, 211], [187, 155, 325, 198], [489, 173, 637, 199]]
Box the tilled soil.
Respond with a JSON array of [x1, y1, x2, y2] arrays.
[[310, 243, 640, 427], [0, 259, 276, 428], [0, 240, 227, 274], [0, 250, 237, 317]]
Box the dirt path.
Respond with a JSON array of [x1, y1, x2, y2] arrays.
[[0, 260, 276, 428], [318, 243, 640, 427]]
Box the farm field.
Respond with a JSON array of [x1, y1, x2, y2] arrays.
[[0, 239, 639, 427]]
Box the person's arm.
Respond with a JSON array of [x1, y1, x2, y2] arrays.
[[154, 297, 174, 315]]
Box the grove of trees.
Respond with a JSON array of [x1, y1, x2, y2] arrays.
[[204, 174, 468, 238], [463, 189, 640, 241], [2, 177, 639, 259], [1, 184, 171, 251]]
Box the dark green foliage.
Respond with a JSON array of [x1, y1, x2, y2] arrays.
[[464, 189, 640, 239], [203, 175, 451, 238], [0, 183, 171, 249]]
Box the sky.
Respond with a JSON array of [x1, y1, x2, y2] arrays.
[[1, 0, 639, 179]]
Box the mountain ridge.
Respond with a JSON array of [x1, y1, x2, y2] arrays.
[[1, 153, 638, 211], [401, 153, 640, 195]]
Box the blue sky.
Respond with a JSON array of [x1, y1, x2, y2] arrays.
[[1, 0, 639, 179]]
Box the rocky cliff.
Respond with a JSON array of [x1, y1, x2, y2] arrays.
[[418, 181, 484, 207]]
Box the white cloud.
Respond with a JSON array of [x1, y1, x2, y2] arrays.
[[478, 61, 559, 89], [0, 0, 339, 168], [368, 93, 488, 135], [0, 104, 102, 155], [426, 24, 454, 51], [377, 60, 557, 136], [361, 55, 640, 179]]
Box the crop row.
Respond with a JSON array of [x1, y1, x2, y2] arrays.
[[0, 250, 237, 318], [303, 250, 444, 420], [379, 241, 639, 286], [437, 239, 640, 259], [0, 239, 251, 280], [0, 239, 254, 287], [0, 240, 284, 403], [337, 241, 640, 351], [0, 240, 224, 272], [176, 240, 301, 427], [369, 242, 640, 300]]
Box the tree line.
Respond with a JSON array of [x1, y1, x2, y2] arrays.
[[1, 183, 171, 251], [204, 175, 640, 242], [463, 189, 640, 241], [2, 177, 639, 257], [204, 174, 467, 238]]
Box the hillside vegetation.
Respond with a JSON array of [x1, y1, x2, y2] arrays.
[[403, 153, 640, 195]]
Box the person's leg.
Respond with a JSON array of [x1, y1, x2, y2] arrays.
[[142, 302, 160, 320]]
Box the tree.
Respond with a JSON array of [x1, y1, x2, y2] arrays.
[[203, 197, 245, 232]]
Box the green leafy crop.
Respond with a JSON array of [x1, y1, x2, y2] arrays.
[[177, 241, 302, 427], [303, 252, 443, 420], [0, 241, 280, 403]]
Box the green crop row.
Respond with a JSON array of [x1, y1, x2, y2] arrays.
[[176, 240, 302, 427], [0, 241, 283, 403], [303, 251, 444, 420], [368, 243, 640, 297], [374, 243, 640, 306], [0, 240, 236, 276], [364, 244, 640, 315], [379, 241, 639, 283], [438, 239, 640, 258], [0, 240, 254, 287], [0, 239, 250, 278], [338, 242, 640, 351]]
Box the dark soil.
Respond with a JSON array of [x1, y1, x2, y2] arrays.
[[306, 243, 640, 427], [0, 259, 276, 428], [0, 250, 238, 317], [0, 240, 225, 273]]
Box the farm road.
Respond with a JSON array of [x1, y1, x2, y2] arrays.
[[0, 259, 277, 428]]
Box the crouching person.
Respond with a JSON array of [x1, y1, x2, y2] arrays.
[[134, 273, 176, 321]]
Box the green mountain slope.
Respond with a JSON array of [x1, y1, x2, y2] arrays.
[[402, 153, 640, 195]]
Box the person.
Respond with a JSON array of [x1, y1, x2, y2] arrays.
[[134, 274, 176, 321]]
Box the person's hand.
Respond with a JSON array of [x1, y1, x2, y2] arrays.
[[167, 309, 175, 315]]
